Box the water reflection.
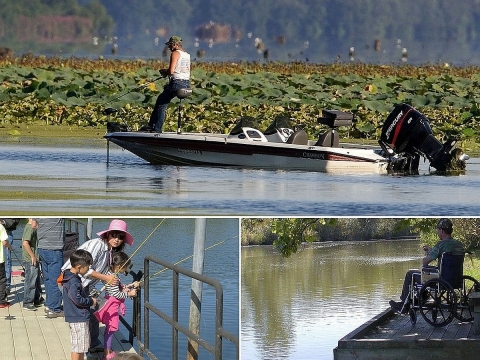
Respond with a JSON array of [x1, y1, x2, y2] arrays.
[[241, 241, 422, 360], [2, 141, 480, 215]]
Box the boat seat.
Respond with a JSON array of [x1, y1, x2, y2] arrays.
[[316, 130, 339, 147], [176, 88, 192, 99], [286, 129, 308, 145]]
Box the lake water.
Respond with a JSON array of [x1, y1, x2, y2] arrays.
[[241, 240, 423, 360], [1, 140, 480, 215], [10, 218, 239, 360]]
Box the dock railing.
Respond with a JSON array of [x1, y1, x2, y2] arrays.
[[133, 255, 239, 360]]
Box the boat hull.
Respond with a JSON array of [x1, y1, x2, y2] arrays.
[[105, 132, 389, 174]]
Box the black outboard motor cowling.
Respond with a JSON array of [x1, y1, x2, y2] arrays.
[[379, 103, 454, 171]]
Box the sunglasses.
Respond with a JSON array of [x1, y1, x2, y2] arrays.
[[109, 231, 125, 240]]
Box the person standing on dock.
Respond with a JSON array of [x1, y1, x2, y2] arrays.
[[61, 219, 134, 353], [0, 223, 12, 308], [61, 249, 97, 360], [389, 218, 464, 313], [0, 218, 19, 294], [94, 252, 138, 359], [22, 219, 44, 311], [142, 35, 191, 133], [36, 218, 66, 318]]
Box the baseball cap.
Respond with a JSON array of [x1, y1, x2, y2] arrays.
[[165, 36, 182, 45]]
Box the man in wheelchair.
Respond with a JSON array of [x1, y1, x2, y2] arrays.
[[389, 218, 464, 313]]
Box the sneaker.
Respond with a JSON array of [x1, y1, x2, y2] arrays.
[[104, 350, 116, 359], [34, 298, 45, 307], [45, 310, 64, 318], [23, 304, 37, 311], [44, 306, 50, 313], [138, 124, 155, 132], [389, 300, 408, 314], [0, 302, 11, 308]]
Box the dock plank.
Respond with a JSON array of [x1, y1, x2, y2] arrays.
[[1, 267, 138, 360], [334, 308, 480, 360]]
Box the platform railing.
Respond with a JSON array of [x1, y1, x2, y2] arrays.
[[134, 255, 239, 360]]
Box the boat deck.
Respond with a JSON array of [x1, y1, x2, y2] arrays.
[[1, 266, 137, 360], [334, 308, 480, 359]]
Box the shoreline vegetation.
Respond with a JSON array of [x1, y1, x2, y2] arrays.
[[241, 218, 480, 279], [1, 56, 479, 155]]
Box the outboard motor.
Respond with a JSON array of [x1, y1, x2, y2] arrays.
[[379, 103, 462, 171]]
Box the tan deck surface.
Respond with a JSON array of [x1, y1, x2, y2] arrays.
[[1, 266, 138, 360], [365, 309, 479, 341]]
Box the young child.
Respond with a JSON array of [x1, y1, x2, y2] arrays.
[[0, 223, 11, 308], [22, 219, 44, 311], [94, 252, 139, 359], [62, 249, 97, 360]]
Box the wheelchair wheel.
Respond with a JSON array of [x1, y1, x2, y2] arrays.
[[454, 275, 480, 322], [419, 278, 457, 327]]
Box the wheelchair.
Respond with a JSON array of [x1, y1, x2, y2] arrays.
[[401, 252, 479, 327]]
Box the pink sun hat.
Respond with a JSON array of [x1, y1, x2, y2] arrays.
[[97, 219, 134, 245]]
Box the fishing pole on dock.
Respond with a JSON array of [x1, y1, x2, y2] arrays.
[[92, 218, 166, 297], [140, 240, 225, 284]]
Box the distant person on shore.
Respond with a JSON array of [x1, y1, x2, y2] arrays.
[[61, 219, 134, 353], [36, 218, 65, 317], [0, 218, 19, 294], [61, 249, 97, 360], [0, 223, 12, 308], [94, 252, 139, 359], [22, 219, 44, 311], [389, 218, 464, 313], [141, 35, 191, 133]]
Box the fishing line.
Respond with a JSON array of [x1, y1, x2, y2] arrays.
[[101, 75, 164, 108], [141, 240, 226, 284], [96, 218, 166, 294]]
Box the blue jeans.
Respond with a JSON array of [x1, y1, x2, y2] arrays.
[[38, 248, 63, 312], [0, 262, 6, 303], [23, 261, 43, 305], [4, 230, 13, 288], [149, 79, 190, 132]]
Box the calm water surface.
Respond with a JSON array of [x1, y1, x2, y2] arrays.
[[1, 141, 480, 215], [11, 218, 239, 360], [241, 241, 423, 360]]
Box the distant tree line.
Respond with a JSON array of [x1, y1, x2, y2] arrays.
[[2, 0, 480, 64], [242, 218, 480, 257]]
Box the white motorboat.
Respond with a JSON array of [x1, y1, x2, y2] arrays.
[[104, 101, 468, 174]]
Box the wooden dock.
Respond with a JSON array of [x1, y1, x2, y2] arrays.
[[1, 266, 138, 360], [334, 308, 480, 360]]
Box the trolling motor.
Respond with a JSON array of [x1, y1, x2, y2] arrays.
[[379, 103, 469, 172]]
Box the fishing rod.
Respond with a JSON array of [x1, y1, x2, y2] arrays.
[[139, 240, 225, 285], [91, 219, 166, 297], [10, 247, 26, 273], [101, 75, 164, 109]]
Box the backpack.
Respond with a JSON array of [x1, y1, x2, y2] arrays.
[[0, 219, 19, 231]]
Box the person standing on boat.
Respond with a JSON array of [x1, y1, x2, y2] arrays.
[[389, 218, 464, 313], [143, 35, 191, 133]]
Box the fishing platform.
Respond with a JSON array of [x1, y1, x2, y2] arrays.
[[334, 308, 480, 359], [2, 266, 136, 360]]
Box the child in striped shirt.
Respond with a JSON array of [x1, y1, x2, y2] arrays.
[[94, 252, 139, 359]]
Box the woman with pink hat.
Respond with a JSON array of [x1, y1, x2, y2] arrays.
[[61, 219, 134, 354]]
